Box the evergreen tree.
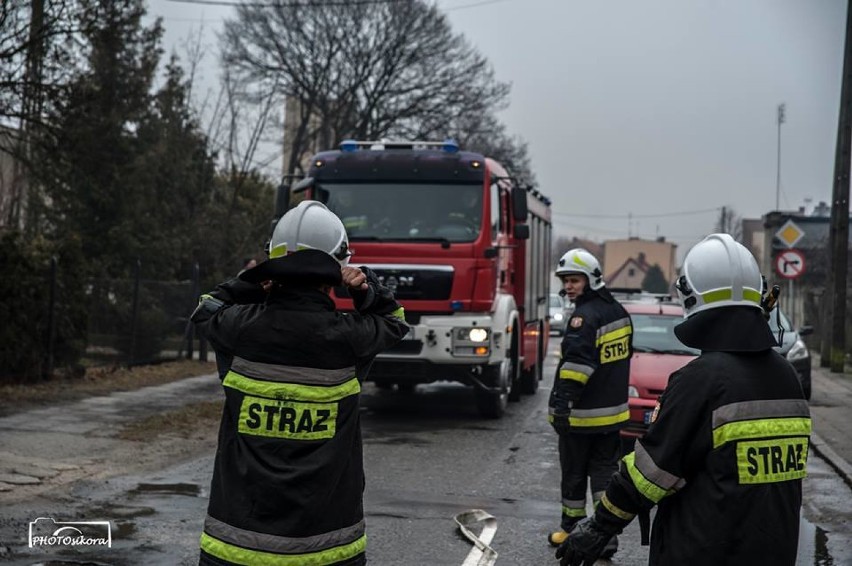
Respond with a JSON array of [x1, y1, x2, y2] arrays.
[[36, 0, 164, 278], [642, 264, 670, 294]]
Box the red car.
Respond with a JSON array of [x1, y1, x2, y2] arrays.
[[620, 299, 699, 451]]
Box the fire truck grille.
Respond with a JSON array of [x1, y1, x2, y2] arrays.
[[336, 267, 453, 301]]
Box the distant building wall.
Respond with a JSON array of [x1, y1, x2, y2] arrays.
[[757, 211, 850, 352], [281, 97, 328, 178], [0, 126, 27, 231]]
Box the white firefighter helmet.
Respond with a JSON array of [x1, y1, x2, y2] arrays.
[[555, 248, 604, 290], [675, 233, 763, 318], [269, 200, 351, 266]]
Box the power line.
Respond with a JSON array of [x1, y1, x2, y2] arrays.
[[444, 0, 509, 11], [551, 206, 721, 220], [165, 0, 422, 7]]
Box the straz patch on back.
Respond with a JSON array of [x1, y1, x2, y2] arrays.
[[736, 437, 808, 484], [238, 395, 337, 440], [600, 334, 630, 364]]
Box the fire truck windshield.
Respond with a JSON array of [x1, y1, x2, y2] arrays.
[[322, 182, 483, 242]]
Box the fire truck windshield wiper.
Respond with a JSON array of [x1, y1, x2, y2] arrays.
[[405, 237, 451, 245]]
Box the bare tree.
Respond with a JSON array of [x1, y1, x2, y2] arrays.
[[1, 0, 89, 230], [715, 205, 743, 241], [220, 0, 515, 178]]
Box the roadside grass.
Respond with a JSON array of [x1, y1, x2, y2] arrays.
[[118, 399, 223, 441], [0, 360, 217, 417]]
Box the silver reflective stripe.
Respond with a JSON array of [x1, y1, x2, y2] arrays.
[[204, 515, 365, 554], [231, 357, 355, 386], [562, 498, 585, 509], [560, 361, 594, 377], [712, 399, 810, 429], [633, 441, 685, 491], [571, 402, 629, 419], [363, 263, 454, 272], [596, 316, 632, 340]]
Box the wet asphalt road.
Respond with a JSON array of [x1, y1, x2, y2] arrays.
[[1, 337, 851, 565]]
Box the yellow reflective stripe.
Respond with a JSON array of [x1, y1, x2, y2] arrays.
[[702, 288, 761, 305], [702, 288, 731, 303], [595, 325, 632, 347], [569, 409, 629, 428], [391, 307, 406, 321], [712, 417, 812, 449], [224, 371, 360, 403], [743, 289, 762, 303], [562, 506, 587, 518], [201, 532, 366, 566], [269, 244, 288, 259], [559, 368, 589, 384], [624, 451, 672, 504], [600, 493, 635, 521]]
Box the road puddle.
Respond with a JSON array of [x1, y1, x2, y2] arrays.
[[800, 514, 852, 565], [129, 482, 201, 496]]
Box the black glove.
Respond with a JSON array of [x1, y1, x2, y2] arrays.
[[555, 516, 616, 566], [550, 413, 571, 436], [350, 266, 399, 315]]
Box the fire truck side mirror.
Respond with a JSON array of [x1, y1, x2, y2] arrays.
[[274, 182, 291, 222], [511, 187, 528, 222], [514, 224, 530, 240], [292, 177, 314, 193]]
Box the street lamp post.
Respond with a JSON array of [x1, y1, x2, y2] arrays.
[[776, 103, 786, 211]]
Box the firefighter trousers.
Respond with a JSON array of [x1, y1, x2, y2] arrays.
[[557, 430, 621, 530]]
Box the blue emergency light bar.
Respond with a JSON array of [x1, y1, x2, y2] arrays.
[[339, 139, 460, 153]]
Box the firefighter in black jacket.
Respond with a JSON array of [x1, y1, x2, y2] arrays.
[[556, 233, 811, 566], [191, 200, 409, 566], [548, 248, 633, 560]]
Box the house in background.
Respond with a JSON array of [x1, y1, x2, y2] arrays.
[[602, 237, 677, 291], [607, 253, 652, 290]]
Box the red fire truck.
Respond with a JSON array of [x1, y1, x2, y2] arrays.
[[281, 139, 553, 418]]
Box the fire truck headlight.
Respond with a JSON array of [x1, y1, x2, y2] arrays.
[[451, 327, 491, 356], [468, 328, 489, 342]]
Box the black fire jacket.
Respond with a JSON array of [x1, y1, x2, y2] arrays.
[[550, 287, 633, 434], [192, 265, 408, 566], [596, 307, 811, 565]]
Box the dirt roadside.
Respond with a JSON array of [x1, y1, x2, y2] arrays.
[[0, 361, 223, 505], [0, 360, 217, 417]]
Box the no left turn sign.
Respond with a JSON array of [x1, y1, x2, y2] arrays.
[[775, 249, 805, 280]]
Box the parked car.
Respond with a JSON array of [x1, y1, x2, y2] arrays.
[[549, 293, 570, 336], [620, 299, 698, 452], [768, 308, 813, 400]]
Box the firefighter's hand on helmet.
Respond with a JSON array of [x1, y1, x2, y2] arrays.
[[555, 516, 616, 566], [350, 266, 401, 316], [341, 266, 368, 290]]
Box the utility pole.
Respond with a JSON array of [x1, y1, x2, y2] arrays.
[[827, 0, 852, 373], [776, 103, 786, 211]]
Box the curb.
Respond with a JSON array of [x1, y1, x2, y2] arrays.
[[810, 431, 852, 491]]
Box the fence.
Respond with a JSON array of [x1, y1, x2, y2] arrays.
[[42, 259, 209, 375]]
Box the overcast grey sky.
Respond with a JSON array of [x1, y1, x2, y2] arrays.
[[146, 0, 848, 261]]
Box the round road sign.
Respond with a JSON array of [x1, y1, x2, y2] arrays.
[[775, 249, 805, 280]]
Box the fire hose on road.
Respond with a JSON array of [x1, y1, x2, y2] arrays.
[[454, 509, 498, 566]]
